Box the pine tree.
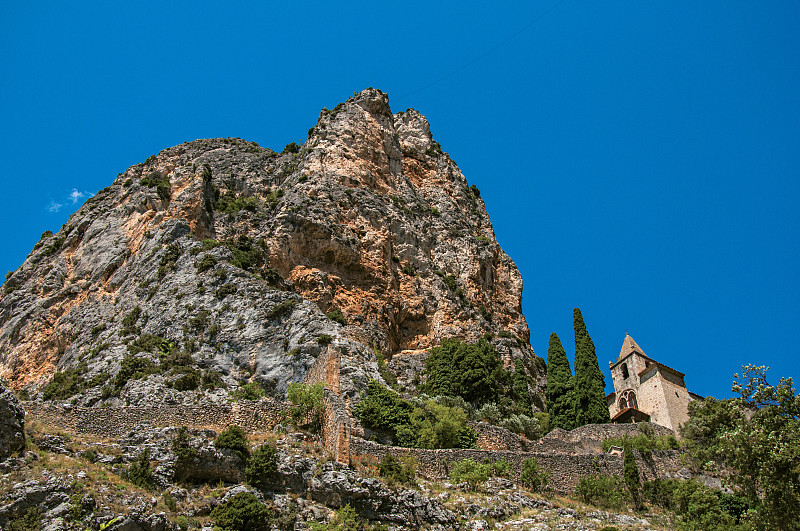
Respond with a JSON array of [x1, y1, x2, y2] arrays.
[[546, 332, 576, 430], [573, 308, 611, 425]]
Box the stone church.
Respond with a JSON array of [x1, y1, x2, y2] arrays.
[[606, 334, 702, 432]]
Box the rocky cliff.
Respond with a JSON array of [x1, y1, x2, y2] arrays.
[[0, 88, 544, 408]]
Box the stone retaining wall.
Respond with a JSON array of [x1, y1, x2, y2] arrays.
[[320, 389, 352, 465], [350, 437, 682, 493], [472, 422, 531, 451], [23, 399, 289, 438], [303, 345, 340, 392], [22, 388, 682, 492]]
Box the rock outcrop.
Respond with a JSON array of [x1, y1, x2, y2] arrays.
[[0, 381, 25, 458], [0, 88, 544, 409]]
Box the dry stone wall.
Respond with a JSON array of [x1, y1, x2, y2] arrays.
[[350, 437, 682, 493], [532, 422, 674, 454], [472, 422, 532, 451], [23, 399, 289, 438], [21, 381, 682, 493], [320, 389, 352, 465]]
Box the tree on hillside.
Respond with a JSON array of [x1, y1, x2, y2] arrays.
[[422, 338, 504, 405], [681, 365, 800, 530], [623, 438, 643, 509], [573, 308, 610, 425], [546, 333, 576, 430]]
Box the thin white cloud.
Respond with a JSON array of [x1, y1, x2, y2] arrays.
[[46, 187, 94, 213]]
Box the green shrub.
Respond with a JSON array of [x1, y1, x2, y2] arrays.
[[195, 254, 217, 273], [492, 458, 512, 477], [231, 382, 266, 401], [575, 474, 627, 510], [172, 427, 196, 462], [326, 309, 348, 326], [216, 191, 262, 213], [644, 478, 751, 530], [267, 299, 297, 318], [442, 273, 458, 292], [262, 267, 283, 287], [121, 306, 142, 335], [172, 427, 196, 482], [127, 333, 173, 355], [214, 426, 249, 459], [378, 453, 417, 486], [532, 412, 550, 436], [245, 444, 278, 490], [113, 355, 158, 393], [602, 429, 680, 454], [643, 478, 679, 510], [215, 283, 237, 299], [353, 380, 412, 439], [141, 171, 171, 203], [201, 370, 224, 389], [499, 414, 540, 439], [310, 503, 363, 531], [287, 382, 326, 433], [123, 449, 154, 490], [222, 237, 265, 273], [171, 371, 200, 391], [8, 507, 42, 531], [520, 457, 549, 492], [79, 449, 97, 463], [210, 492, 276, 531], [449, 458, 491, 491], [157, 242, 183, 279], [317, 334, 333, 345], [42, 364, 88, 401], [375, 349, 397, 389], [354, 380, 475, 449], [476, 402, 501, 423], [672, 479, 745, 530], [408, 401, 476, 449], [282, 142, 300, 154]]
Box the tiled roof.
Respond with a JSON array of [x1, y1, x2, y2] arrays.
[[638, 360, 685, 378]]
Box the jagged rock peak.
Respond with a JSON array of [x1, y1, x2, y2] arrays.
[[0, 88, 545, 409]]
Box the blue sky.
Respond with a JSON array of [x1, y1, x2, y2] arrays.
[[2, 1, 798, 400]]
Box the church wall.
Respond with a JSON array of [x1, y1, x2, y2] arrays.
[[636, 373, 673, 429], [660, 376, 692, 431]]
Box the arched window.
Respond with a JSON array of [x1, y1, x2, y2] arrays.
[[621, 363, 629, 379], [618, 389, 638, 410]]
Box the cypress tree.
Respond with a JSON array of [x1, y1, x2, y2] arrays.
[[573, 308, 611, 425], [623, 439, 642, 509], [546, 332, 576, 431]]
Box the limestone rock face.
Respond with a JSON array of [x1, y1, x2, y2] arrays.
[[0, 381, 25, 458], [0, 88, 544, 407]]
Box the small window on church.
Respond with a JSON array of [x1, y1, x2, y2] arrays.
[[619, 389, 637, 410], [621, 363, 629, 379]]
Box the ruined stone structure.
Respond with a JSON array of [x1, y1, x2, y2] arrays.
[[607, 334, 701, 431]]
